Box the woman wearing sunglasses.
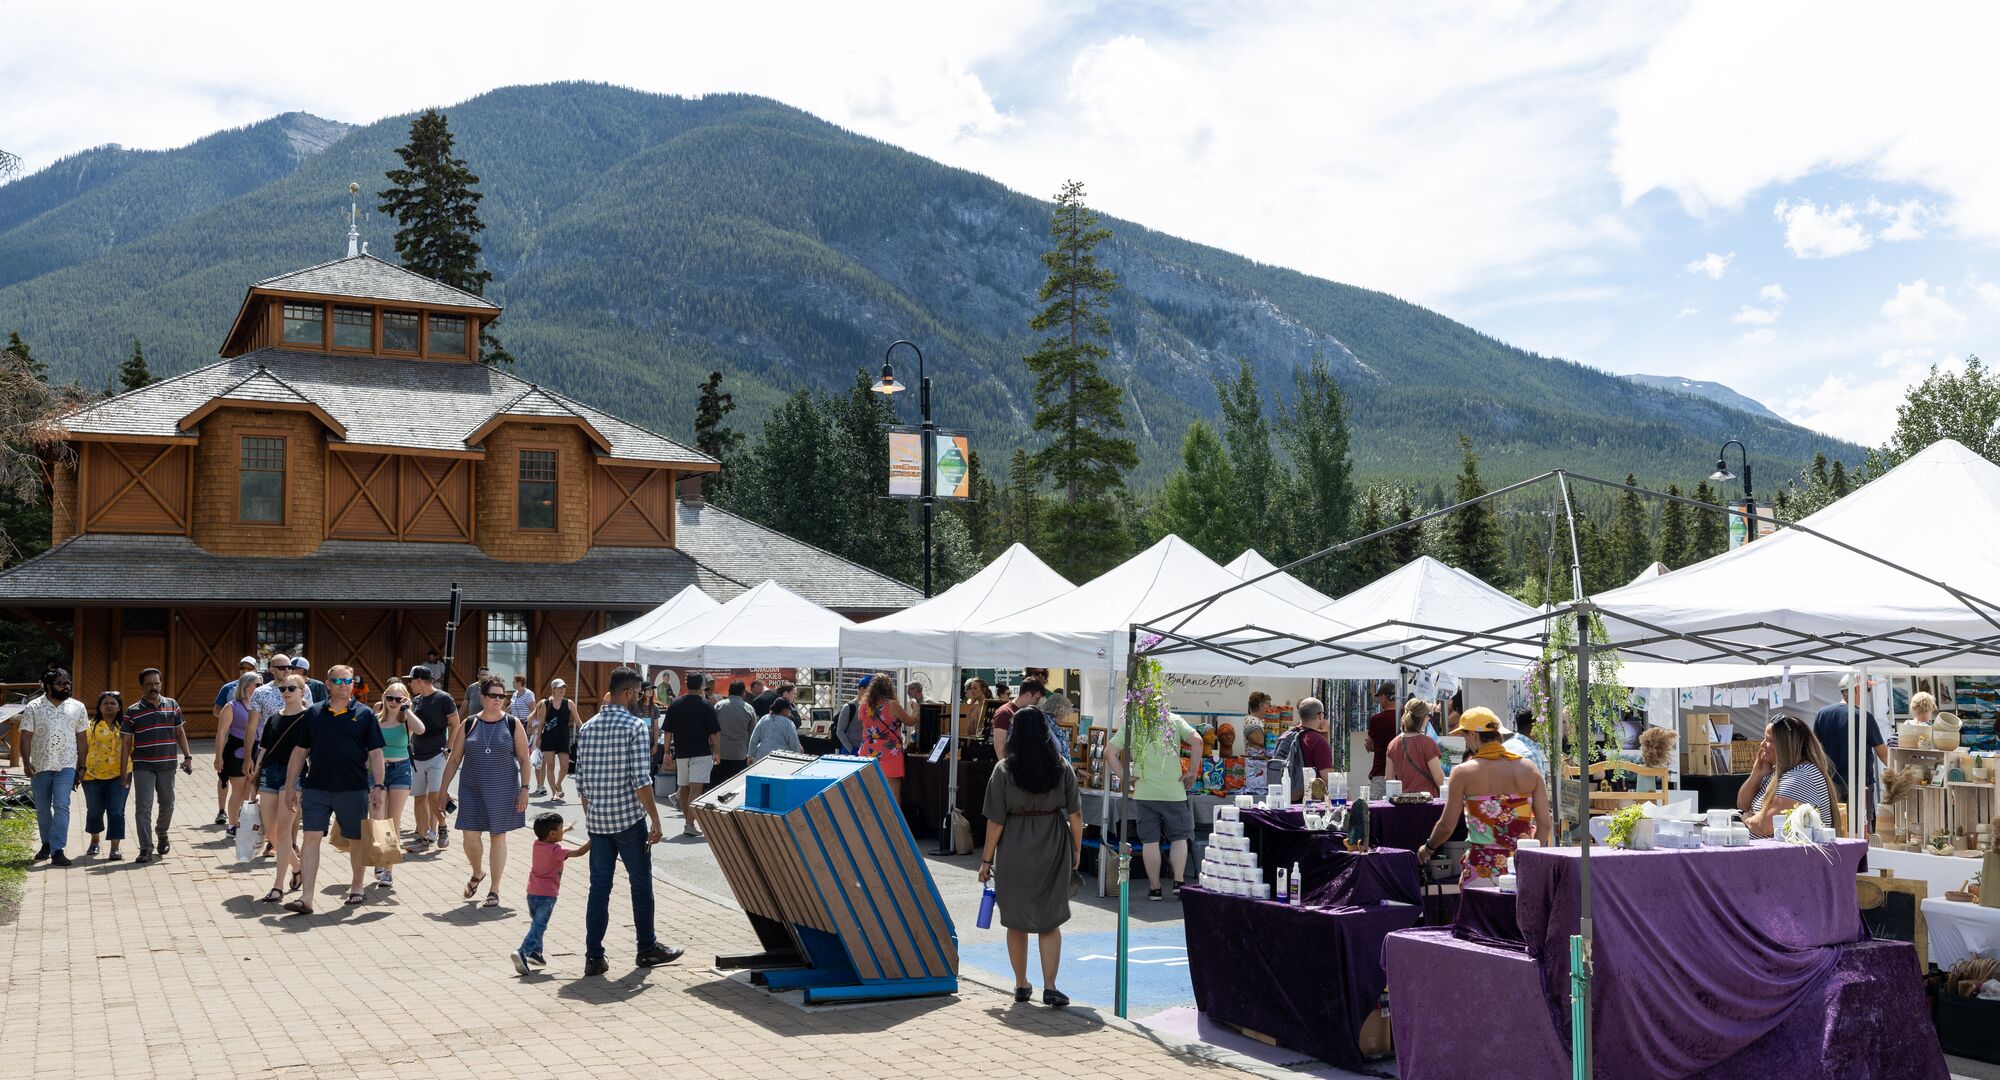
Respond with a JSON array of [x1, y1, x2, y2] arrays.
[[251, 673, 312, 902], [440, 676, 532, 906], [369, 679, 425, 888]]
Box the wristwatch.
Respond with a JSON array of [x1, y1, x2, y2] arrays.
[[372, 783, 387, 790]]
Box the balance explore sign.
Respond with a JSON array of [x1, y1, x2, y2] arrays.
[[888, 430, 973, 499]]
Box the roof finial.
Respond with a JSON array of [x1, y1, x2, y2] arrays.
[[346, 181, 361, 258]]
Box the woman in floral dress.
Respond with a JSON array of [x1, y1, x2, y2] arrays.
[[1413, 707, 1551, 885]]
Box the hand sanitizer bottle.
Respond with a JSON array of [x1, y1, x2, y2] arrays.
[[1290, 861, 1304, 905]]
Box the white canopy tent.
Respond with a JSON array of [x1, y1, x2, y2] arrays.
[[1223, 549, 1340, 611], [575, 585, 722, 663], [628, 579, 853, 669], [838, 544, 1072, 668], [1628, 562, 1668, 585], [1293, 555, 1547, 679]]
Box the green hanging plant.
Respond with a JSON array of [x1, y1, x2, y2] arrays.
[[1534, 609, 1627, 770]]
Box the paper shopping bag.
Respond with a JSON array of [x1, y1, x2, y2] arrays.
[[362, 818, 404, 868], [328, 819, 352, 853]]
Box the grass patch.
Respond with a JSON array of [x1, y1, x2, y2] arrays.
[[0, 806, 34, 925]]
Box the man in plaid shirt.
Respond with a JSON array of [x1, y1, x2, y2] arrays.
[[572, 666, 680, 976]]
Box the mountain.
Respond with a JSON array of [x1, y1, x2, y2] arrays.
[[1622, 374, 1783, 423], [0, 82, 1859, 484]]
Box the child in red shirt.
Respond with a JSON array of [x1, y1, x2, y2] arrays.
[[514, 811, 590, 974]]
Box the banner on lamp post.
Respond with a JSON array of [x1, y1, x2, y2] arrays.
[[888, 428, 973, 499]]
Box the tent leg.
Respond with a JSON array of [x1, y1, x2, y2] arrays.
[[1116, 627, 1136, 1020], [941, 690, 962, 855]]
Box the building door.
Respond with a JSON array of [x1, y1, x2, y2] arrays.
[[117, 608, 169, 703]]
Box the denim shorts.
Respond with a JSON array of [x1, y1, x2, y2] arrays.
[[258, 765, 301, 794], [383, 758, 414, 790]]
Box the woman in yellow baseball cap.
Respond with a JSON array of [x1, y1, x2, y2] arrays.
[[1414, 706, 1553, 885]]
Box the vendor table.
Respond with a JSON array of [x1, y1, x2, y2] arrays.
[[900, 754, 991, 842], [1237, 806, 1426, 906], [1182, 887, 1420, 1069], [1924, 896, 2000, 969], [798, 734, 839, 756], [1082, 789, 1225, 827], [1389, 839, 1945, 1080]]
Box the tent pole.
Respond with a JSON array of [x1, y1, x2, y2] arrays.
[[1116, 626, 1139, 1019], [942, 659, 962, 856], [1572, 600, 1595, 1080], [1848, 669, 1864, 839]]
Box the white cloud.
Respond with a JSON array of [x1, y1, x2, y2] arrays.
[[1782, 350, 1961, 443], [1678, 306, 1699, 317], [1867, 197, 1930, 241], [1738, 328, 1777, 346], [1773, 199, 1872, 258], [1880, 279, 1967, 342], [1759, 283, 1789, 304], [1685, 251, 1734, 279], [1730, 282, 1788, 324], [1975, 280, 2000, 313]]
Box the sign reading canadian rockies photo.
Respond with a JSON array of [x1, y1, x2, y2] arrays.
[[887, 430, 973, 499]]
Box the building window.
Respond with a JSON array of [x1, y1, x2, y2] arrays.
[[256, 610, 305, 658], [281, 303, 324, 346], [332, 305, 374, 350], [239, 436, 285, 522], [518, 449, 557, 530], [485, 611, 529, 686], [382, 310, 420, 352], [428, 314, 467, 357]]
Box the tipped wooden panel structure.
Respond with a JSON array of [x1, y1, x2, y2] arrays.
[[693, 752, 958, 1003]]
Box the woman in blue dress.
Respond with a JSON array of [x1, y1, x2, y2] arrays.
[[441, 675, 532, 907]]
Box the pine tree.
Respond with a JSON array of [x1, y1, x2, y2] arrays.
[[958, 448, 997, 562], [1214, 358, 1280, 542], [1151, 421, 1242, 560], [1022, 180, 1136, 579], [117, 338, 156, 392], [1690, 479, 1727, 561], [998, 449, 1044, 554], [1444, 434, 1506, 584], [693, 371, 742, 460], [1390, 489, 1423, 567], [731, 389, 836, 550], [1345, 486, 1397, 587], [1829, 459, 1849, 498], [3, 332, 43, 380], [1610, 473, 1650, 582], [378, 109, 511, 366], [1656, 483, 1691, 568], [1276, 354, 1355, 593]]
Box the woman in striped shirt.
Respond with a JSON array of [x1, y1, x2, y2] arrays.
[[1739, 715, 1839, 836]]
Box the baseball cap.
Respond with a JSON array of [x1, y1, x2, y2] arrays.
[[406, 665, 434, 681], [291, 656, 310, 671], [238, 656, 258, 668], [1449, 706, 1509, 736], [550, 678, 567, 689], [857, 674, 874, 688]]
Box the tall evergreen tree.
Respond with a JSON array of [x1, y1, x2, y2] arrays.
[[117, 338, 156, 392], [1214, 358, 1280, 542], [1610, 473, 1651, 582], [693, 371, 743, 504], [1829, 459, 1849, 498], [1656, 483, 1692, 569], [4, 331, 44, 380], [998, 449, 1044, 554], [1022, 180, 1136, 579], [731, 389, 836, 550], [1345, 486, 1397, 588], [1151, 421, 1242, 561], [958, 448, 998, 562], [378, 109, 512, 366], [1390, 489, 1423, 567], [1276, 354, 1356, 593], [1444, 434, 1506, 584], [1690, 479, 1727, 561]]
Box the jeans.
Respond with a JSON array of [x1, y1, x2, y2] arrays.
[[585, 819, 657, 960], [520, 894, 557, 956], [132, 763, 178, 854], [30, 768, 75, 851], [82, 777, 128, 841]]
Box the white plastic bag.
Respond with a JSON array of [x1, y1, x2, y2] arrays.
[[530, 747, 544, 769], [236, 800, 261, 863]]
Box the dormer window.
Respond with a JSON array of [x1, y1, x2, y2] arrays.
[[428, 314, 468, 357], [332, 306, 373, 350], [382, 310, 420, 353], [281, 303, 324, 347]]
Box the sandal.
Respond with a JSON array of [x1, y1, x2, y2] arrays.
[[282, 899, 314, 915], [482, 891, 500, 908], [289, 870, 303, 893], [463, 874, 487, 900], [344, 890, 366, 906], [259, 888, 285, 903]]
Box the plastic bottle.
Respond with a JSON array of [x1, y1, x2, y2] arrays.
[[976, 879, 997, 929], [1275, 866, 1289, 903], [1332, 772, 1348, 805], [1290, 861, 1304, 905]]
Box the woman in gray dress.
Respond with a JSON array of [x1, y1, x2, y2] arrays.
[[979, 707, 1083, 1007], [440, 676, 531, 907]]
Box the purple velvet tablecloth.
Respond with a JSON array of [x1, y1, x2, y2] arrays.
[[1452, 885, 1522, 950], [1385, 928, 1569, 1080], [1515, 839, 1880, 1080], [1183, 886, 1420, 1069], [1235, 806, 1424, 907]]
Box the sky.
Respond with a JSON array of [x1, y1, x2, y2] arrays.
[[5, 0, 1997, 446]]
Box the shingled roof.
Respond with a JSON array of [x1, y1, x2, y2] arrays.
[[57, 350, 714, 467], [253, 253, 500, 311], [674, 501, 923, 613]]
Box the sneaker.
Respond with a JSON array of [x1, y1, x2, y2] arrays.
[[584, 956, 609, 977], [527, 951, 547, 967], [377, 869, 393, 888], [134, 852, 157, 864], [51, 851, 71, 867], [1148, 887, 1163, 902], [511, 950, 531, 976], [227, 826, 238, 839], [635, 943, 683, 967], [438, 827, 449, 851], [85, 842, 100, 859], [531, 788, 547, 797], [1043, 987, 1071, 1008], [33, 844, 50, 862], [552, 796, 564, 805], [682, 824, 700, 837], [214, 812, 228, 826], [403, 837, 432, 854]]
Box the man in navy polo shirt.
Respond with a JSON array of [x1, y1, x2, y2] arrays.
[[283, 664, 385, 914]]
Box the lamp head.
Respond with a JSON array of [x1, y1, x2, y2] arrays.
[[871, 362, 906, 395], [1710, 458, 1733, 482]]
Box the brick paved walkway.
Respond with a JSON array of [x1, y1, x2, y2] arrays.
[[1, 805, 1232, 1080]]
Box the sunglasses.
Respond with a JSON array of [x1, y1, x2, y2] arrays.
[[482, 691, 508, 699], [384, 696, 408, 704], [280, 686, 302, 694], [330, 678, 355, 686]]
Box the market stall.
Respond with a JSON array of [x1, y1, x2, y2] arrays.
[[575, 584, 721, 663]]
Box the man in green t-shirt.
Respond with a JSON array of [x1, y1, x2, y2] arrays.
[[1109, 709, 1204, 901]]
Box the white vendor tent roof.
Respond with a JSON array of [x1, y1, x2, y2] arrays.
[[1224, 549, 1340, 610], [838, 544, 1072, 668], [629, 579, 853, 669], [1593, 439, 2000, 672], [1629, 562, 1668, 586], [957, 534, 1358, 673], [575, 584, 722, 663], [1301, 555, 1546, 678]]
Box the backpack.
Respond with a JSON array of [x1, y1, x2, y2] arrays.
[[1270, 726, 1306, 796], [835, 701, 861, 752]]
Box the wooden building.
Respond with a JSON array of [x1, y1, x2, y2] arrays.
[[0, 253, 918, 728]]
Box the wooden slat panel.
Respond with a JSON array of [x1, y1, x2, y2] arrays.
[[786, 805, 884, 979], [802, 797, 903, 980], [849, 763, 959, 973], [83, 444, 189, 534], [745, 812, 812, 927], [836, 775, 949, 977], [309, 609, 398, 700], [821, 775, 929, 979], [400, 457, 473, 541], [76, 609, 114, 703], [765, 811, 835, 933], [590, 464, 671, 547], [696, 805, 778, 920], [327, 452, 396, 539], [531, 610, 601, 701], [171, 608, 248, 730]]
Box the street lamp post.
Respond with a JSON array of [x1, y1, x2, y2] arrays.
[[1710, 439, 1755, 549], [871, 339, 933, 597]]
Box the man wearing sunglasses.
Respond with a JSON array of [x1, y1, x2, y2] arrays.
[[284, 664, 385, 912]]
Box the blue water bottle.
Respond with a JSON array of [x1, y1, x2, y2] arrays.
[[977, 880, 997, 929]]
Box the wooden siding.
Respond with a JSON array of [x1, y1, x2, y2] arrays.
[[171, 607, 250, 714], [190, 408, 325, 556], [400, 456, 475, 542], [325, 450, 474, 542], [327, 451, 397, 538], [590, 464, 673, 546], [475, 423, 592, 563], [81, 442, 191, 535], [309, 608, 399, 698], [50, 457, 79, 544], [530, 610, 603, 702]]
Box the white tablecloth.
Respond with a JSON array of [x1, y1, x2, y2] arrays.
[[1923, 896, 2000, 969]]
